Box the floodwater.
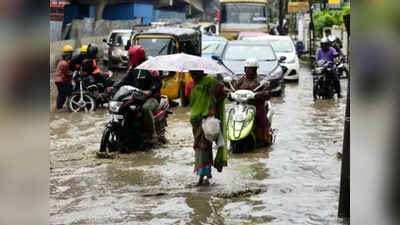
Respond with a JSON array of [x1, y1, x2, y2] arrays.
[[50, 61, 348, 225]]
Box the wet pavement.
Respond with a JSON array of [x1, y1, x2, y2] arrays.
[[50, 60, 348, 225]]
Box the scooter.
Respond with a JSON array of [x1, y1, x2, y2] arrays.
[[223, 76, 276, 153], [97, 85, 170, 155]]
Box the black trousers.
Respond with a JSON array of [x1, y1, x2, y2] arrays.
[[328, 70, 341, 95], [55, 82, 72, 109]]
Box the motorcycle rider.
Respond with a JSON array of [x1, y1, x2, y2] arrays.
[[232, 58, 272, 147], [325, 28, 343, 55], [70, 45, 88, 71], [316, 38, 343, 98], [80, 44, 110, 84], [107, 45, 162, 144]]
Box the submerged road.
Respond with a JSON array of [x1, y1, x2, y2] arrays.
[[50, 60, 347, 225]]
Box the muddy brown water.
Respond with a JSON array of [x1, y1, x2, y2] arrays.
[[50, 61, 347, 225]]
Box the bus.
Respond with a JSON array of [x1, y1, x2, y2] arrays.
[[219, 0, 269, 40]]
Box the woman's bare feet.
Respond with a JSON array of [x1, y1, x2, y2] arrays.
[[203, 178, 210, 186], [195, 176, 204, 187]]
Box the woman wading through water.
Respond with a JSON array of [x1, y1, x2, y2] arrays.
[[187, 70, 227, 186]]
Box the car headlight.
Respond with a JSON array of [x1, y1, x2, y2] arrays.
[[287, 57, 296, 64], [268, 67, 283, 79], [112, 49, 122, 57], [109, 101, 123, 113]]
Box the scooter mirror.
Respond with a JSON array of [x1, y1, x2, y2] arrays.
[[223, 76, 233, 83]]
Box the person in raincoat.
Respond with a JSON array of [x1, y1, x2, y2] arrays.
[[187, 70, 227, 186]]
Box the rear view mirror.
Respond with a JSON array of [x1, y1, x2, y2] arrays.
[[103, 38, 107, 43], [223, 76, 233, 83], [279, 56, 287, 63]]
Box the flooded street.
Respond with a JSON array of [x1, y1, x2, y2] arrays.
[[50, 60, 347, 225]]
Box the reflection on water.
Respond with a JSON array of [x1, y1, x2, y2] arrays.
[[50, 62, 347, 225]]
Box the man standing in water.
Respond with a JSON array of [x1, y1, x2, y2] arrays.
[[187, 70, 227, 186]]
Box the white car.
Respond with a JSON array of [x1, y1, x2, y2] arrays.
[[248, 35, 300, 81], [102, 29, 132, 69]]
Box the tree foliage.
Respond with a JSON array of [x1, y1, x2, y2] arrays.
[[313, 4, 350, 37]]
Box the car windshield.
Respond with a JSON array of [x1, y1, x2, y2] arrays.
[[223, 45, 276, 61], [137, 38, 177, 57], [110, 33, 130, 46], [202, 40, 226, 55], [268, 39, 294, 53], [221, 3, 267, 24]]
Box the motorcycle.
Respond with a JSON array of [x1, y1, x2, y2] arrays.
[[312, 60, 336, 100], [67, 70, 114, 112], [98, 85, 170, 154], [334, 55, 349, 79], [223, 76, 276, 153]]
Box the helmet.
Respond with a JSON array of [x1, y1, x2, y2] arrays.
[[320, 38, 329, 44], [87, 44, 98, 59], [63, 45, 73, 53], [328, 35, 336, 42], [80, 45, 88, 53], [128, 45, 146, 67], [244, 58, 259, 68]]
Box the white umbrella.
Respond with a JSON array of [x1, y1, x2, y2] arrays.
[[136, 53, 233, 75]]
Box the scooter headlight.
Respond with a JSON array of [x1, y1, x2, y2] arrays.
[[231, 92, 249, 102], [109, 101, 123, 113], [315, 67, 323, 74], [230, 92, 238, 101]]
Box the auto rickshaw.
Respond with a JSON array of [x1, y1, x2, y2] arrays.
[[131, 27, 202, 105]]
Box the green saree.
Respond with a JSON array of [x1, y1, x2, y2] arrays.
[[189, 76, 227, 176]]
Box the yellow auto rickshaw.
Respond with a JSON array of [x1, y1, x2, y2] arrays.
[[132, 28, 202, 105]]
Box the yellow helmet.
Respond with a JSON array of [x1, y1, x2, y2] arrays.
[[63, 45, 73, 53], [80, 45, 88, 53]]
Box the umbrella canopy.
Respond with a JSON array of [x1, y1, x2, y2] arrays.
[[135, 53, 233, 75]]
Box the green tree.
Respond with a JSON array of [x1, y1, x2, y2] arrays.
[[312, 4, 350, 37]]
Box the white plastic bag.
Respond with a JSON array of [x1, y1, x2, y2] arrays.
[[215, 131, 225, 148], [202, 116, 221, 142]]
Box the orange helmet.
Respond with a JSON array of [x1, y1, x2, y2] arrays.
[[128, 45, 146, 67]]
